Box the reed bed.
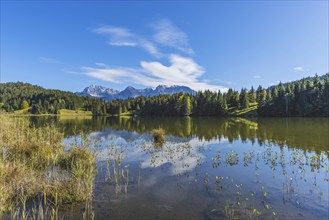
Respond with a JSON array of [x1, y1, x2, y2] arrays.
[[0, 115, 96, 219]]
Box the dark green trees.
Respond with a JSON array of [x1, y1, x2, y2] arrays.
[[1, 73, 328, 117], [0, 82, 107, 114], [182, 96, 191, 116], [258, 74, 329, 116], [240, 89, 249, 109]]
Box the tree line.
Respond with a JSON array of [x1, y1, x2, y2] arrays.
[[0, 82, 107, 114], [0, 74, 328, 117]]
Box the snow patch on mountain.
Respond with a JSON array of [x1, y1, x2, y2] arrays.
[[76, 85, 196, 100]]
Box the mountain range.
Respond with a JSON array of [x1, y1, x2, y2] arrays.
[[76, 85, 196, 100]]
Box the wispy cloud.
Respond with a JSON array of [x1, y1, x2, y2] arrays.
[[92, 18, 194, 58], [139, 41, 161, 57], [83, 66, 134, 84], [109, 41, 137, 47], [93, 26, 132, 38], [152, 18, 194, 55], [38, 56, 62, 64], [61, 69, 81, 75], [39, 57, 80, 75], [94, 62, 107, 67], [213, 78, 233, 85], [293, 66, 305, 72], [40, 56, 79, 75], [84, 18, 227, 91], [253, 75, 261, 79], [92, 25, 161, 57], [83, 54, 227, 92]]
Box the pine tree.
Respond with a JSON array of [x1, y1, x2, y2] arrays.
[[122, 105, 127, 113], [117, 105, 122, 115], [232, 91, 240, 108], [249, 86, 257, 103], [182, 96, 191, 116], [240, 89, 249, 109]]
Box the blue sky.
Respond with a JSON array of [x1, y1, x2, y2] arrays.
[[1, 1, 328, 92]]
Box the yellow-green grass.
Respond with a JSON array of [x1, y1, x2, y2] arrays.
[[110, 110, 138, 116], [58, 108, 93, 115], [152, 128, 166, 145], [59, 115, 93, 121], [119, 112, 135, 116], [13, 107, 32, 115], [0, 115, 96, 219], [230, 117, 258, 129], [228, 102, 258, 116], [13, 108, 92, 116]]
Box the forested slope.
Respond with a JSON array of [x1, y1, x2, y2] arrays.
[[1, 73, 328, 116]]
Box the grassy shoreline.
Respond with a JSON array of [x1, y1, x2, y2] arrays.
[[0, 115, 97, 219], [6, 107, 256, 117]]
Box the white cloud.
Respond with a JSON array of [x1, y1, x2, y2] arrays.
[[82, 66, 135, 84], [140, 41, 161, 57], [141, 54, 204, 83], [92, 25, 162, 57], [109, 41, 137, 47], [293, 66, 305, 72], [92, 18, 194, 57], [61, 69, 81, 75], [85, 19, 228, 91], [93, 26, 132, 38], [152, 18, 194, 55], [253, 75, 261, 79], [214, 78, 233, 85], [94, 62, 108, 67], [82, 54, 227, 92]]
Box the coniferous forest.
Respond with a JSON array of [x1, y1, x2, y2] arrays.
[[0, 74, 328, 117]]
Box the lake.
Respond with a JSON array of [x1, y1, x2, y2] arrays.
[[30, 116, 329, 219]]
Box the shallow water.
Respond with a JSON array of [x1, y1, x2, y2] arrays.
[[32, 116, 329, 219]]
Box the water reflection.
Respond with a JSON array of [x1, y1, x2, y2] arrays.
[[30, 116, 329, 152], [27, 116, 328, 219]]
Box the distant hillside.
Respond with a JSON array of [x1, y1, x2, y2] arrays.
[[0, 82, 105, 114], [1, 73, 328, 116], [76, 85, 196, 100], [268, 73, 328, 89]]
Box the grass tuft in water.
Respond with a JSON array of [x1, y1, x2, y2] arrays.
[[152, 128, 165, 145]]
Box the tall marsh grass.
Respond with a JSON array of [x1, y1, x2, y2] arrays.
[[0, 116, 96, 219]]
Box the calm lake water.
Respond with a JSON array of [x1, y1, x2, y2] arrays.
[[31, 116, 329, 219]]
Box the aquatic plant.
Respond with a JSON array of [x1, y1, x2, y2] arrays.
[[212, 151, 221, 168], [243, 150, 255, 167], [0, 116, 96, 219], [310, 155, 321, 171], [225, 150, 239, 166], [224, 201, 235, 220], [106, 144, 130, 197], [152, 128, 165, 145]]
